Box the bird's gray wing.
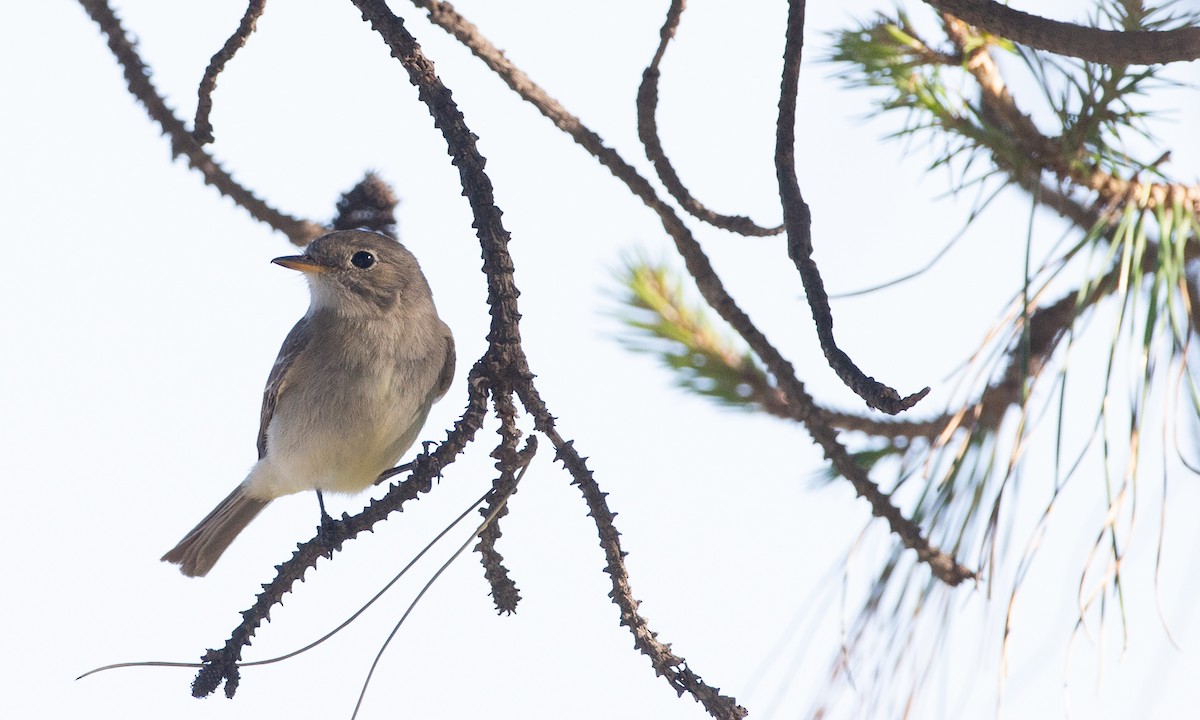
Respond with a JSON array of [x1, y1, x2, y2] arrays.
[[432, 331, 455, 402], [257, 317, 313, 459]]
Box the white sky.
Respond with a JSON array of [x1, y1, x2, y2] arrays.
[[4, 1, 1200, 718]]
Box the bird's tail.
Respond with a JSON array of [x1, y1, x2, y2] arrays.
[[161, 483, 270, 577]]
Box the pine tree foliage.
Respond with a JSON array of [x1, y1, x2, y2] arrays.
[[616, 1, 1199, 714]]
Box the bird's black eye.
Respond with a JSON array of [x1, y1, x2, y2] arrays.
[[351, 251, 376, 269]]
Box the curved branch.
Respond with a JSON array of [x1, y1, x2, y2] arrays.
[[193, 0, 269, 145], [923, 0, 1200, 64], [77, 0, 325, 246], [637, 0, 784, 237], [777, 0, 930, 414], [411, 0, 973, 586]]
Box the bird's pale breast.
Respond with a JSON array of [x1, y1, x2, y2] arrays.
[[247, 318, 442, 499]]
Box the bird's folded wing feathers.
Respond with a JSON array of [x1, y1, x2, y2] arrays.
[[257, 317, 313, 459], [433, 331, 456, 402]]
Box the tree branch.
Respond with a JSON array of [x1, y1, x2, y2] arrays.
[[923, 0, 1200, 64], [777, 0, 931, 415], [637, 0, 784, 237]]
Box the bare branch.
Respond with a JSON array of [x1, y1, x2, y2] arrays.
[[924, 0, 1200, 64], [637, 0, 784, 237], [777, 0, 931, 414]]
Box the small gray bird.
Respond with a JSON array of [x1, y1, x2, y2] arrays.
[[162, 230, 455, 577]]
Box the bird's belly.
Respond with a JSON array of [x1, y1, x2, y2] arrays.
[[255, 367, 428, 498]]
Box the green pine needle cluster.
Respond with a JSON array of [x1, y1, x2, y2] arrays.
[[614, 258, 782, 414]]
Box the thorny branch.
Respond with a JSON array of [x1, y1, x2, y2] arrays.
[[332, 171, 401, 236], [410, 0, 973, 587], [534, 418, 748, 718], [637, 0, 784, 237], [475, 381, 526, 614], [77, 0, 324, 246]]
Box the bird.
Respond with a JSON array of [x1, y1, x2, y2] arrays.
[[162, 229, 455, 577]]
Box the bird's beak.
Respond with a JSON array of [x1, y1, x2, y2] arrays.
[[272, 255, 332, 274]]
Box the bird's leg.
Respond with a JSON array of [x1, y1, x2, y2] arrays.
[[315, 489, 337, 552]]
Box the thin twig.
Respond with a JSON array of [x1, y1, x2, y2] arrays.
[[637, 0, 783, 237], [193, 0, 269, 145]]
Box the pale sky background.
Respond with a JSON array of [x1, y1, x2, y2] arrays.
[[3, 1, 1200, 718]]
